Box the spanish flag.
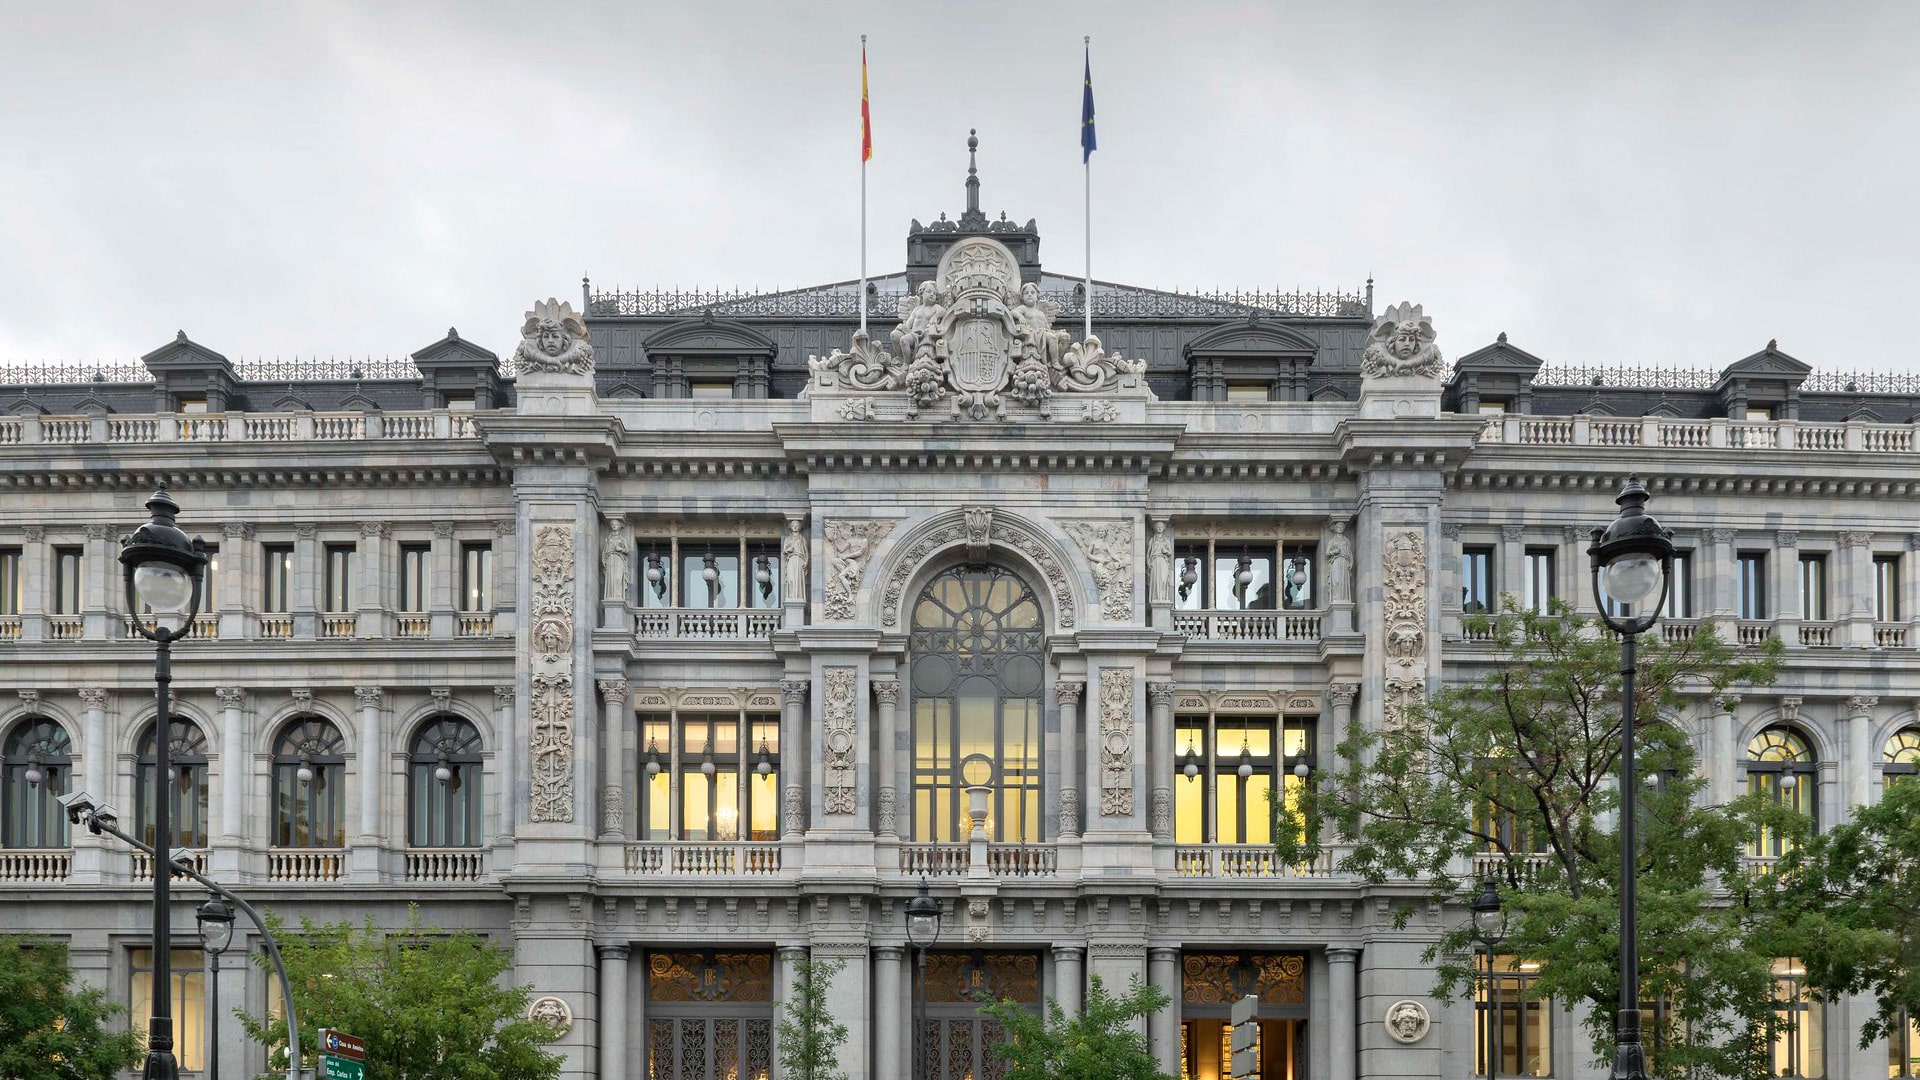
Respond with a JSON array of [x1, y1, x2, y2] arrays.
[[861, 45, 873, 162]]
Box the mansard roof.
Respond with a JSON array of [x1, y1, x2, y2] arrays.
[[1183, 318, 1319, 357], [642, 315, 778, 356]]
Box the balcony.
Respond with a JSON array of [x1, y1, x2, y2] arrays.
[[0, 617, 18, 641], [1469, 850, 1554, 888], [268, 848, 345, 882], [1478, 412, 1920, 455], [634, 608, 783, 641], [1797, 621, 1837, 647], [257, 614, 293, 640], [405, 847, 488, 882], [1875, 622, 1909, 647], [124, 615, 219, 642], [1172, 845, 1331, 879], [0, 848, 70, 883], [1172, 611, 1323, 643], [623, 841, 784, 876], [395, 614, 430, 638], [898, 843, 1059, 878], [456, 613, 495, 637], [319, 615, 357, 639], [48, 616, 82, 642], [0, 408, 483, 448]]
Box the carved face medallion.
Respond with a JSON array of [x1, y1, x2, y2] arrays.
[[538, 322, 567, 357]]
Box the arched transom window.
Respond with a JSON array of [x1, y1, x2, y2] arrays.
[[910, 564, 1044, 843], [2, 718, 72, 848], [1885, 728, 1920, 785], [1747, 726, 1816, 857], [409, 716, 484, 847], [272, 717, 345, 848], [137, 719, 210, 849]]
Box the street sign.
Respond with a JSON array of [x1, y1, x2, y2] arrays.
[[1228, 993, 1259, 1079], [320, 1028, 368, 1060], [1229, 993, 1257, 1027], [319, 1055, 365, 1080], [1230, 1021, 1257, 1052], [1230, 1048, 1258, 1077]]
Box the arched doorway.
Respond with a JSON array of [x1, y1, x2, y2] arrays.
[[909, 564, 1045, 843]]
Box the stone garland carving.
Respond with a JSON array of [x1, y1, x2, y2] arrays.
[[1062, 520, 1135, 622], [1099, 669, 1135, 817], [1055, 680, 1085, 834], [528, 524, 577, 823], [1059, 788, 1080, 836], [515, 298, 595, 376], [1382, 530, 1427, 669], [822, 520, 896, 621], [1360, 301, 1444, 380], [821, 668, 860, 815], [879, 517, 1075, 629]]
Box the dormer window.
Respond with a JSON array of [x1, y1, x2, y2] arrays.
[[1225, 383, 1269, 402], [689, 381, 735, 400]]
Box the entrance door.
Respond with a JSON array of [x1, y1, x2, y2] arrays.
[[916, 951, 1042, 1080], [1180, 952, 1311, 1080], [1181, 1018, 1306, 1080], [644, 950, 776, 1080]]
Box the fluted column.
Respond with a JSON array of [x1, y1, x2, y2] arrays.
[[599, 944, 631, 1080], [354, 687, 384, 844], [874, 945, 906, 1080], [599, 679, 630, 840], [1326, 946, 1359, 1080], [1055, 681, 1084, 838], [1147, 947, 1181, 1076], [493, 685, 516, 847], [781, 679, 809, 838], [1147, 683, 1175, 840], [874, 679, 901, 838], [214, 687, 245, 842], [1052, 945, 1086, 1016]]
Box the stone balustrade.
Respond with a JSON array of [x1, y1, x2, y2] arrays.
[[0, 408, 481, 447]]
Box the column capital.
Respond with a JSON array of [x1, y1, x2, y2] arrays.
[[1325, 945, 1361, 962], [1050, 943, 1087, 960], [1147, 946, 1181, 963], [873, 944, 908, 961], [1847, 695, 1879, 718], [1146, 682, 1176, 709], [1326, 682, 1359, 708], [354, 686, 385, 708], [598, 678, 631, 705], [1054, 680, 1085, 706], [359, 521, 390, 538], [77, 687, 110, 710], [493, 685, 516, 708], [597, 942, 632, 961], [1775, 530, 1800, 548], [776, 944, 810, 961], [214, 686, 245, 707], [1500, 524, 1524, 541], [871, 678, 901, 706], [432, 522, 455, 540], [781, 679, 810, 704]]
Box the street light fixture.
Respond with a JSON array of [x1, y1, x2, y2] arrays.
[[197, 898, 235, 1080], [1470, 877, 1508, 1079], [1588, 475, 1674, 1080], [121, 487, 209, 1080], [905, 880, 942, 1080]]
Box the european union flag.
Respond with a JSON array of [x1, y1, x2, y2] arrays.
[[1081, 48, 1097, 163]]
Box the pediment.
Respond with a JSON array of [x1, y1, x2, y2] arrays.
[[271, 392, 311, 411], [140, 330, 233, 373], [1450, 335, 1546, 378], [70, 395, 114, 415], [1183, 319, 1317, 358], [411, 327, 499, 370], [1309, 384, 1351, 402], [7, 399, 47, 416], [643, 317, 777, 358], [1721, 342, 1811, 382], [1577, 399, 1617, 416], [337, 391, 381, 411], [601, 381, 646, 399], [1645, 399, 1682, 418]]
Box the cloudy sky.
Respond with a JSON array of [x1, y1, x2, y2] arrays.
[[2, 2, 1915, 375]]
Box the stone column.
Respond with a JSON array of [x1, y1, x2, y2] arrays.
[[598, 679, 630, 840], [430, 521, 455, 638], [874, 945, 906, 1080], [82, 523, 113, 640], [1705, 528, 1738, 628], [1497, 524, 1524, 609], [773, 945, 809, 1073], [781, 680, 809, 839], [1326, 682, 1357, 760], [1147, 683, 1175, 841], [1846, 696, 1876, 816], [1052, 945, 1086, 1016], [1326, 946, 1359, 1080], [292, 523, 318, 640], [598, 944, 630, 1080], [77, 688, 108, 808], [1710, 697, 1739, 808], [219, 522, 252, 641], [493, 685, 516, 850], [1147, 947, 1181, 1077], [19, 526, 45, 642], [1773, 530, 1802, 641], [354, 688, 384, 845], [1840, 531, 1875, 646], [1055, 681, 1084, 838], [873, 679, 901, 839], [215, 687, 246, 843], [356, 521, 387, 638]]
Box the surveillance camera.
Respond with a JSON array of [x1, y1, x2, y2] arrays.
[[90, 802, 119, 828], [57, 789, 97, 824]]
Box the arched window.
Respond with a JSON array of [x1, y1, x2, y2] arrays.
[[408, 716, 483, 847], [2, 718, 72, 847], [272, 717, 345, 848], [910, 564, 1044, 843], [1747, 727, 1816, 858], [1885, 728, 1920, 786], [136, 719, 210, 849]]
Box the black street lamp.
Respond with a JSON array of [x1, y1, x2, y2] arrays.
[[1470, 877, 1508, 1079], [197, 897, 235, 1080], [120, 487, 209, 1080], [1588, 475, 1674, 1080], [905, 880, 942, 1080]]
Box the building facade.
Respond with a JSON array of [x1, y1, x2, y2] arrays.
[[4, 167, 1920, 1080]]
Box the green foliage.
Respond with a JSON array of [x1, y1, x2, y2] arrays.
[[776, 956, 849, 1080], [978, 974, 1175, 1080], [1280, 602, 1789, 1079], [0, 935, 145, 1080], [237, 907, 563, 1080], [1760, 776, 1920, 1047]]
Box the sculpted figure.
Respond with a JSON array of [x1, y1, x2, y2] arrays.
[[1360, 301, 1444, 379], [515, 298, 595, 375], [890, 281, 948, 363], [1386, 1000, 1429, 1043], [600, 519, 631, 602], [782, 519, 807, 603], [1147, 520, 1174, 605], [1326, 520, 1353, 604]]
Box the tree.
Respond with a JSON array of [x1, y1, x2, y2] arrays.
[[776, 955, 848, 1080], [237, 907, 563, 1080], [0, 935, 144, 1080], [978, 973, 1175, 1080], [1760, 774, 1920, 1049], [1277, 603, 1789, 1079]]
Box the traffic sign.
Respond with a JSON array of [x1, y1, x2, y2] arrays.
[[320, 1028, 367, 1061], [1228, 994, 1259, 1079], [1229, 993, 1257, 1027], [319, 1055, 365, 1080]]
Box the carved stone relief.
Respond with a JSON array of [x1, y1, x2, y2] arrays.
[[1062, 520, 1135, 622], [1383, 529, 1427, 669], [822, 520, 896, 621], [1360, 302, 1444, 381], [821, 668, 859, 815], [1383, 678, 1425, 734], [528, 523, 576, 823], [515, 299, 594, 376], [1099, 669, 1135, 817], [878, 513, 1075, 629]]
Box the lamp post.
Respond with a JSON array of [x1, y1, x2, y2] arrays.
[[121, 487, 209, 1080], [905, 880, 942, 1080], [1588, 475, 1674, 1080], [1470, 877, 1507, 1079], [197, 897, 234, 1080]]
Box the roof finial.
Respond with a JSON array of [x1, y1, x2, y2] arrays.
[[1767, 338, 1778, 350], [965, 128, 980, 216]]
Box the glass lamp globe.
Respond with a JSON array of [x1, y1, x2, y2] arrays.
[[645, 563, 663, 583], [1237, 566, 1255, 586], [296, 760, 315, 784], [754, 563, 773, 586], [1183, 759, 1200, 778], [1293, 761, 1311, 778], [134, 562, 194, 613], [645, 758, 662, 776], [1238, 758, 1254, 779], [700, 757, 716, 776], [757, 758, 773, 775], [1180, 562, 1199, 587], [1601, 553, 1661, 604], [1779, 772, 1798, 791], [24, 761, 43, 787], [435, 761, 454, 783]]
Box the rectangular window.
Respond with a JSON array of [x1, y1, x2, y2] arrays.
[[397, 544, 430, 612], [130, 948, 206, 1072], [1477, 399, 1510, 414], [1279, 544, 1315, 610], [1876, 555, 1901, 623], [688, 381, 734, 399], [745, 542, 781, 610], [460, 543, 492, 612], [1478, 955, 1551, 1077], [681, 547, 740, 609], [0, 547, 20, 615], [262, 544, 293, 613], [1523, 548, 1556, 614], [1462, 547, 1495, 614], [1769, 958, 1825, 1078], [322, 544, 355, 613], [1212, 544, 1275, 611], [52, 547, 81, 614], [1798, 554, 1828, 621], [199, 544, 219, 613], [1663, 551, 1694, 620], [638, 710, 780, 842], [1225, 382, 1269, 402], [1173, 713, 1315, 846], [1738, 553, 1767, 620]]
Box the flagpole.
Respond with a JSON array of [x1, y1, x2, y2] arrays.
[[860, 35, 869, 336], [1082, 36, 1093, 344]]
